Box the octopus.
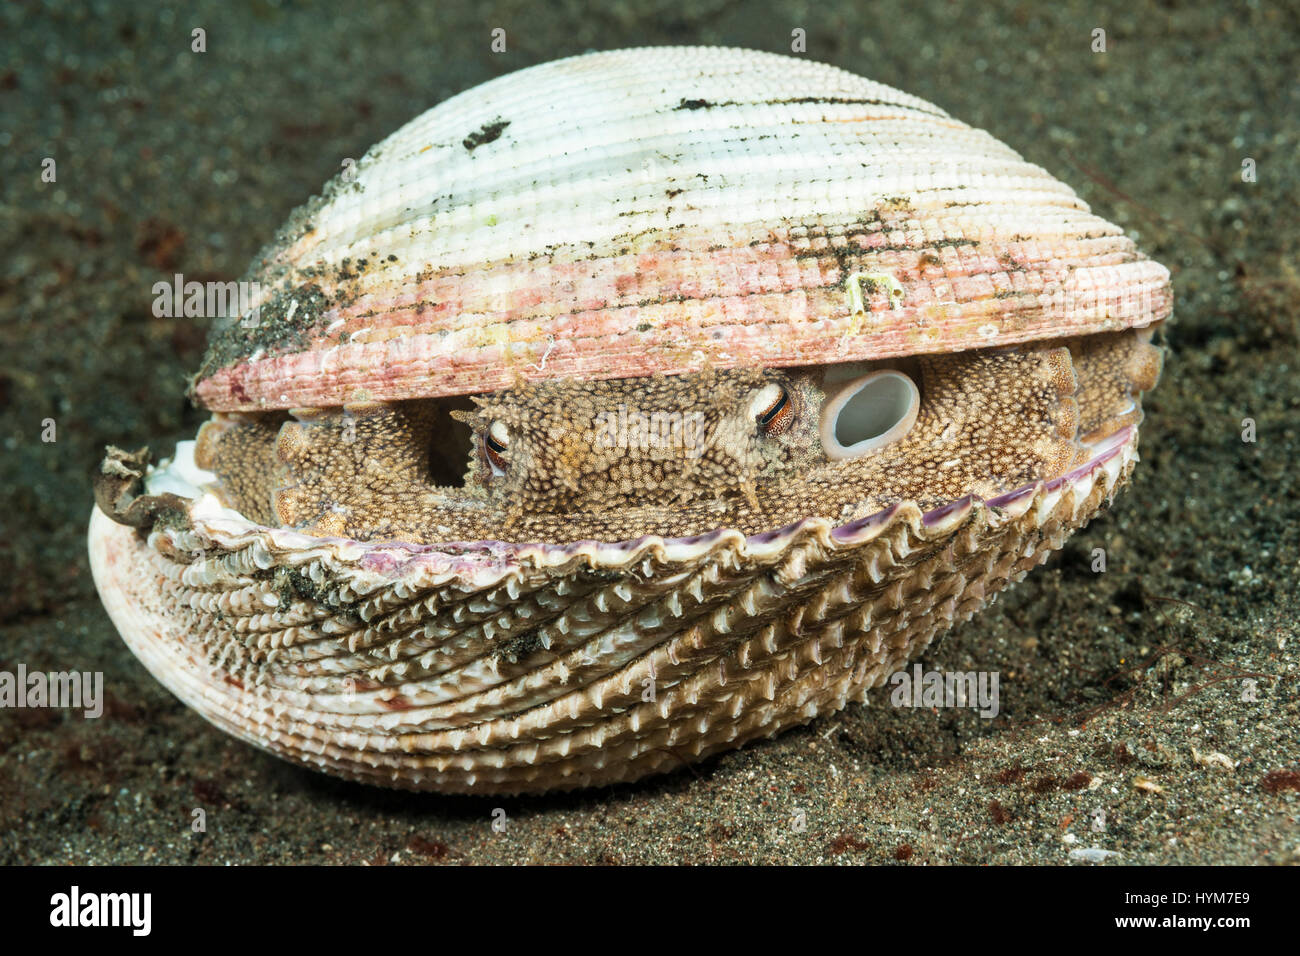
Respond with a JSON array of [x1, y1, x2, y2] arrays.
[[193, 332, 1160, 545]]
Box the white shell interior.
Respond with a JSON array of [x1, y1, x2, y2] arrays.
[[144, 441, 213, 498], [820, 370, 920, 460]]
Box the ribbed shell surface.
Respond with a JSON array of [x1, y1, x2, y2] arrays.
[[88, 431, 1138, 793], [196, 47, 1172, 412]]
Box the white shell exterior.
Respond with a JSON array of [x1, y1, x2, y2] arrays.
[[197, 47, 1171, 411]]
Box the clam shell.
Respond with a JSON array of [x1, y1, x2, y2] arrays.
[[196, 47, 1171, 412], [88, 429, 1136, 794], [92, 47, 1170, 795]]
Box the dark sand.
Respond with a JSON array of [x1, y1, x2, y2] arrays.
[[1, 0, 1296, 864]]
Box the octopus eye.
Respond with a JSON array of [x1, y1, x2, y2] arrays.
[[483, 421, 509, 476], [820, 370, 920, 460], [753, 383, 794, 436]]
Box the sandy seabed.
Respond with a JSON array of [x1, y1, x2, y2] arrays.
[[1, 0, 1296, 864]]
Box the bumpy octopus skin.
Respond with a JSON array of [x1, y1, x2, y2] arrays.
[[193, 329, 1161, 544]]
